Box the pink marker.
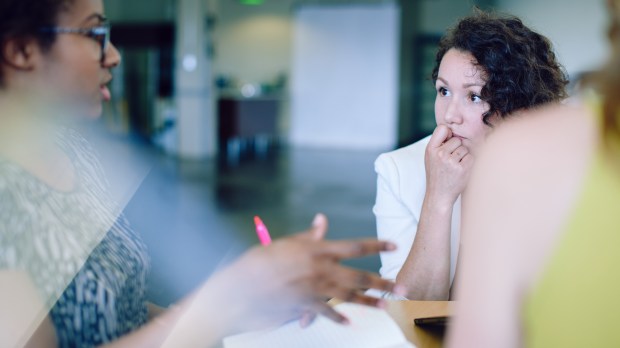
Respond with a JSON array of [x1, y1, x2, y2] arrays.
[[253, 216, 272, 245]]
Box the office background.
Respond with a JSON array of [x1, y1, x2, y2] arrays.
[[93, 0, 607, 306]]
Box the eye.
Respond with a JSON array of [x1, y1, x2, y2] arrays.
[[437, 87, 450, 97], [469, 93, 482, 103], [86, 26, 108, 44]]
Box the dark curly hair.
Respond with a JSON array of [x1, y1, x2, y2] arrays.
[[0, 0, 74, 86], [431, 10, 569, 126]]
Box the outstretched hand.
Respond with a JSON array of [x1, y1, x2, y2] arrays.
[[211, 213, 403, 332]]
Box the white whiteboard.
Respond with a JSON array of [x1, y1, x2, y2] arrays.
[[496, 0, 608, 79], [289, 2, 400, 150]]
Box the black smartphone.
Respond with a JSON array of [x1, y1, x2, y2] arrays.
[[413, 315, 450, 327]]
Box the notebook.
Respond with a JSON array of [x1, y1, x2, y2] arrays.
[[222, 303, 415, 348]]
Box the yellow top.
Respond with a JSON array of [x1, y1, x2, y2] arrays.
[[523, 99, 620, 347]]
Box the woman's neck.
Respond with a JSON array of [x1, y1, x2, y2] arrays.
[[0, 92, 78, 192]]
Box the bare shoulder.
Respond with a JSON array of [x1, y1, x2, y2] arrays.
[[469, 101, 598, 287], [476, 102, 596, 204], [486, 102, 594, 165]]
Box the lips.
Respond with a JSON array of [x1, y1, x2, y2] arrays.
[[451, 132, 467, 140], [100, 85, 111, 101], [100, 76, 112, 102]]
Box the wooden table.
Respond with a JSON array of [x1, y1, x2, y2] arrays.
[[385, 301, 452, 348]]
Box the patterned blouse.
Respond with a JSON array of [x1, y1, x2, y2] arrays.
[[0, 128, 150, 347]]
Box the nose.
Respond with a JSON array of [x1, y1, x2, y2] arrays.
[[443, 97, 463, 125], [102, 42, 121, 68]]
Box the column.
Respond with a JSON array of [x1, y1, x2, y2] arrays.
[[175, 0, 216, 158]]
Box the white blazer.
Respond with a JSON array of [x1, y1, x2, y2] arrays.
[[373, 135, 461, 286]]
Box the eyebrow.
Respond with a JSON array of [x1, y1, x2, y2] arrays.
[[436, 77, 484, 89], [82, 13, 107, 25], [436, 77, 448, 86], [463, 82, 484, 88]]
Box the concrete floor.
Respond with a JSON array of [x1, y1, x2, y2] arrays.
[[87, 126, 387, 306]]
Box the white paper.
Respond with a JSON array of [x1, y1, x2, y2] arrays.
[[223, 303, 415, 348]]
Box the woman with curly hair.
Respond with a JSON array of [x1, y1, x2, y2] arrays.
[[373, 10, 569, 300]]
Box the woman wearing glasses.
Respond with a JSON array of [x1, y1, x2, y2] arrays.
[[0, 0, 400, 347]]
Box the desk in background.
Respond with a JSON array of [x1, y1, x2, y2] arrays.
[[217, 97, 280, 165]]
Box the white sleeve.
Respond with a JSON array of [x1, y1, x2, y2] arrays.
[[373, 153, 419, 283]]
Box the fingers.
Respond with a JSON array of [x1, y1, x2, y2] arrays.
[[441, 137, 463, 154], [299, 311, 317, 328], [312, 284, 387, 310], [309, 302, 350, 325], [310, 213, 328, 240], [320, 239, 396, 259], [450, 145, 469, 163], [303, 293, 395, 327], [428, 125, 452, 148], [341, 291, 387, 309], [428, 126, 463, 160], [292, 213, 328, 241], [327, 267, 399, 294], [461, 153, 474, 167]]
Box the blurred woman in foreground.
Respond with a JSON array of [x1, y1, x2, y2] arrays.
[[0, 0, 401, 346], [448, 0, 620, 346]]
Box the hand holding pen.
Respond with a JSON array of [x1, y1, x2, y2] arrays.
[[236, 213, 404, 329], [156, 214, 402, 345]]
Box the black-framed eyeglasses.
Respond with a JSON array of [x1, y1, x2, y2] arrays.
[[40, 23, 111, 63]]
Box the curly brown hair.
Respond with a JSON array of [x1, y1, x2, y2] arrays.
[[431, 10, 569, 126]]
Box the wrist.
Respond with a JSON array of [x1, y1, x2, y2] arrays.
[[164, 273, 239, 346], [423, 191, 457, 213], [199, 270, 245, 336]]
